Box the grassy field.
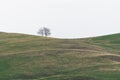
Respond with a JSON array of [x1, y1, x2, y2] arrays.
[[0, 32, 120, 80]]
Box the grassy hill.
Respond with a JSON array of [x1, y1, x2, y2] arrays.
[[0, 32, 120, 80]]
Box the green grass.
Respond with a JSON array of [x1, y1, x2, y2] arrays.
[[84, 33, 120, 52], [0, 32, 120, 80]]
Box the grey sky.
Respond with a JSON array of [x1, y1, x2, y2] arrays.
[[0, 0, 120, 38]]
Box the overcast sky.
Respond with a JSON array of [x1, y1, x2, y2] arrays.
[[0, 0, 120, 38]]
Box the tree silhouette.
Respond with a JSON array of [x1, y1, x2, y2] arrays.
[[38, 27, 51, 37]]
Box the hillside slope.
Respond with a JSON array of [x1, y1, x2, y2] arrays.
[[0, 32, 120, 80]]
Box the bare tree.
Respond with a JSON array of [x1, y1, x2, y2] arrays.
[[38, 27, 51, 37]]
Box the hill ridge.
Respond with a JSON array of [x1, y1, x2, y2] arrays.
[[0, 32, 120, 80]]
